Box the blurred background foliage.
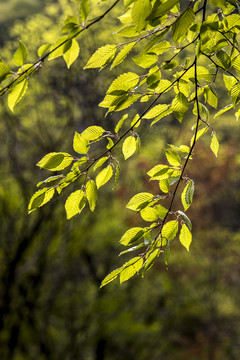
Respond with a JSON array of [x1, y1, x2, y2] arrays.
[[1, 0, 240, 359]]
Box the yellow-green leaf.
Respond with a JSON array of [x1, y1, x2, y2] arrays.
[[8, 79, 28, 112], [86, 180, 98, 211], [13, 40, 28, 66], [122, 136, 137, 160], [120, 227, 145, 246], [96, 165, 113, 189], [81, 126, 105, 141], [210, 133, 219, 157], [37, 152, 73, 171], [63, 39, 80, 68], [126, 192, 153, 211], [28, 187, 55, 213], [84, 45, 116, 69], [179, 223, 192, 251], [65, 190, 86, 219], [120, 257, 143, 283], [73, 131, 89, 154]]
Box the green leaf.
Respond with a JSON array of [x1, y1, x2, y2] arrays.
[[144, 249, 160, 271], [214, 104, 233, 118], [111, 42, 136, 69], [147, 165, 169, 180], [0, 62, 11, 82], [37, 175, 64, 187], [86, 180, 98, 211], [37, 152, 73, 171], [80, 0, 90, 21], [115, 25, 139, 37], [120, 257, 143, 284], [172, 92, 189, 123], [223, 74, 237, 91], [63, 39, 80, 68], [210, 133, 219, 157], [181, 180, 194, 211], [120, 227, 146, 246], [28, 187, 55, 213], [38, 44, 51, 57], [73, 131, 89, 154], [100, 268, 122, 288], [159, 179, 169, 193], [65, 190, 86, 219], [81, 126, 105, 141], [177, 210, 192, 230], [115, 114, 128, 133], [94, 157, 109, 171], [48, 36, 68, 61], [179, 223, 192, 251], [216, 49, 231, 69], [126, 192, 154, 211], [141, 207, 159, 222], [155, 204, 168, 219], [230, 82, 240, 106], [13, 40, 28, 66], [122, 136, 137, 160], [149, 0, 180, 21], [84, 45, 116, 69], [96, 165, 113, 188], [144, 104, 169, 119], [161, 220, 179, 243], [172, 8, 195, 43], [133, 53, 158, 68], [165, 149, 181, 167], [131, 0, 152, 32], [204, 86, 218, 108], [8, 79, 28, 112]]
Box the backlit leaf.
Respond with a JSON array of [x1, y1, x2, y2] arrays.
[[86, 180, 98, 211], [84, 45, 116, 69], [63, 39, 80, 68], [120, 257, 143, 283], [81, 126, 105, 140], [179, 223, 192, 251], [28, 187, 55, 213], [122, 136, 137, 160], [65, 190, 86, 219], [13, 40, 28, 66], [126, 192, 153, 211], [37, 152, 73, 171], [210, 133, 219, 157], [73, 132, 89, 154], [96, 165, 113, 188], [8, 79, 28, 112], [120, 227, 146, 246]]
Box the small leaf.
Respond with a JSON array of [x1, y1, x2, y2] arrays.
[[126, 192, 153, 211], [86, 180, 98, 211], [115, 114, 128, 133], [80, 0, 90, 21], [120, 257, 143, 284], [122, 136, 137, 160], [81, 126, 105, 141], [48, 36, 68, 61], [179, 223, 192, 251], [141, 207, 159, 222], [37, 152, 73, 171], [13, 40, 28, 66], [0, 62, 11, 82], [84, 45, 116, 69], [162, 220, 179, 243], [100, 268, 122, 288], [230, 82, 240, 106], [143, 104, 169, 119], [111, 42, 136, 69], [63, 39, 80, 68], [172, 92, 189, 122], [65, 190, 86, 219], [28, 187, 55, 213], [73, 132, 89, 154], [96, 165, 113, 189], [120, 227, 145, 246], [94, 157, 108, 171], [165, 149, 181, 167], [177, 210, 192, 230], [144, 249, 160, 271], [8, 79, 28, 112], [37, 175, 64, 187], [181, 180, 194, 211], [210, 133, 219, 157]]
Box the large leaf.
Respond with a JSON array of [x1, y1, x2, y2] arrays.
[[179, 223, 192, 251], [65, 190, 86, 219], [8, 79, 28, 112], [126, 192, 154, 211], [63, 39, 80, 68], [96, 165, 113, 188], [172, 8, 195, 43], [120, 257, 143, 283], [28, 187, 55, 213], [37, 152, 73, 171], [120, 227, 146, 246], [172, 92, 189, 122], [84, 45, 116, 69], [131, 0, 152, 31], [13, 40, 28, 66]]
